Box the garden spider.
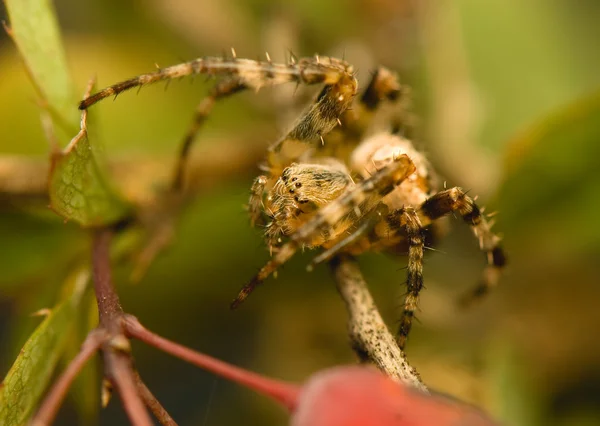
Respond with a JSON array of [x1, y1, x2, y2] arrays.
[[80, 51, 506, 350]]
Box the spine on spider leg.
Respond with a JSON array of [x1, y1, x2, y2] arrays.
[[79, 56, 355, 110]]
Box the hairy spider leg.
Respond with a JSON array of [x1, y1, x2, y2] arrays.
[[319, 67, 404, 160], [79, 56, 355, 109], [348, 66, 413, 138], [306, 203, 391, 270], [342, 66, 403, 133], [76, 53, 357, 209], [174, 58, 357, 191], [231, 154, 417, 309], [386, 207, 426, 350], [266, 70, 358, 173], [419, 187, 507, 307], [173, 77, 246, 190]]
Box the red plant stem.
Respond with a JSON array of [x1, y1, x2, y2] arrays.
[[91, 229, 153, 426], [92, 229, 123, 327], [124, 316, 301, 412], [134, 372, 178, 426], [30, 330, 106, 426], [105, 351, 154, 426]]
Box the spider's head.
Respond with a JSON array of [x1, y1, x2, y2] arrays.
[[265, 162, 354, 240]]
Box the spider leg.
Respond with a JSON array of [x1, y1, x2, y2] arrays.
[[320, 67, 403, 158], [357, 66, 414, 137], [267, 61, 357, 170], [359, 67, 403, 112], [319, 66, 415, 165], [385, 207, 425, 350], [343, 66, 403, 133], [172, 77, 246, 190], [248, 175, 269, 227], [419, 187, 507, 306], [79, 54, 357, 186], [231, 153, 417, 308], [79, 55, 354, 109], [306, 203, 390, 271], [230, 242, 296, 309]]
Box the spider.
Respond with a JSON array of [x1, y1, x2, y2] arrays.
[[80, 51, 506, 350]]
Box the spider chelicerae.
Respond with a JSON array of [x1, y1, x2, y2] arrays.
[[80, 51, 506, 349]]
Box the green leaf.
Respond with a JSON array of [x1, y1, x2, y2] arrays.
[[5, 0, 131, 226], [497, 91, 600, 251], [4, 0, 79, 138], [0, 267, 90, 426], [48, 108, 130, 226]]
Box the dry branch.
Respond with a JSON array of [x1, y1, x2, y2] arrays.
[[330, 255, 426, 392]]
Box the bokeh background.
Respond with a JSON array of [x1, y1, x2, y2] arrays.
[[1, 0, 600, 425]]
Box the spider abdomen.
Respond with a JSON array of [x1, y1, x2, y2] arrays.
[[351, 133, 435, 209]]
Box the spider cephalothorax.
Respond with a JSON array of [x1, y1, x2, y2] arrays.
[[263, 160, 355, 248], [80, 51, 506, 349]]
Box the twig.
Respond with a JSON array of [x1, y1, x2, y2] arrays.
[[134, 371, 178, 426], [330, 255, 427, 392], [30, 330, 107, 426]]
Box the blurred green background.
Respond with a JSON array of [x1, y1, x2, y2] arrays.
[[1, 0, 599, 425]]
